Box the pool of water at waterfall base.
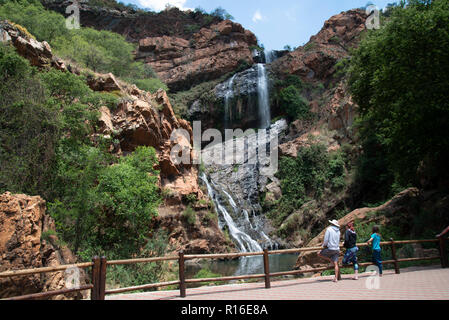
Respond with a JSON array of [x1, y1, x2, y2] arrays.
[[185, 253, 300, 284]]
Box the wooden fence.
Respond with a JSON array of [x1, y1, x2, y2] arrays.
[[1, 231, 448, 300]]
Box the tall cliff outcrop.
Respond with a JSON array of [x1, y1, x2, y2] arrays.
[[97, 85, 202, 201], [263, 10, 369, 248], [272, 10, 367, 82], [0, 192, 88, 299], [274, 10, 369, 173], [0, 20, 66, 71], [136, 19, 257, 91], [41, 1, 258, 91]]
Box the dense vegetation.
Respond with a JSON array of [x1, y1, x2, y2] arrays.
[[266, 144, 347, 236], [0, 0, 167, 93], [265, 0, 449, 245], [0, 43, 163, 265], [271, 74, 327, 123], [272, 75, 312, 121], [349, 0, 449, 198]]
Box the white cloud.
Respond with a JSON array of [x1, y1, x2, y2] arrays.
[[137, 0, 191, 12], [252, 9, 263, 23]]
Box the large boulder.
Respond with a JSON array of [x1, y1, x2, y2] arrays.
[[0, 192, 88, 299], [86, 72, 122, 92]]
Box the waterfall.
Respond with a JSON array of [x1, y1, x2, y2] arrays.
[[265, 50, 276, 64], [200, 173, 263, 252], [199, 64, 281, 256], [224, 74, 237, 129], [257, 64, 271, 129]]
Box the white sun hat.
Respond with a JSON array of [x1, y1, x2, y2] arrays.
[[329, 219, 340, 228]]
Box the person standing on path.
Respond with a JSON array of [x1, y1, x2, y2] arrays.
[[367, 225, 383, 277], [318, 219, 341, 282], [342, 221, 359, 280]]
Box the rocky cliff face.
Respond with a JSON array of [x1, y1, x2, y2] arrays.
[[136, 19, 257, 91], [261, 11, 368, 248], [97, 84, 202, 202], [1, 14, 235, 268], [0, 192, 88, 299], [0, 20, 66, 71], [189, 64, 273, 132], [41, 1, 258, 91], [155, 203, 235, 254], [271, 10, 367, 82]]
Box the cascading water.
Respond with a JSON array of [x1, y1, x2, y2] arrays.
[[197, 64, 295, 276], [257, 64, 271, 129], [197, 65, 288, 275], [224, 74, 237, 129], [265, 50, 276, 64], [200, 173, 262, 252]]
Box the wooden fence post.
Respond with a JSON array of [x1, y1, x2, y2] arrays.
[[91, 256, 100, 300], [263, 249, 271, 289], [98, 256, 107, 300], [390, 238, 400, 274], [439, 236, 448, 268], [178, 251, 186, 298]]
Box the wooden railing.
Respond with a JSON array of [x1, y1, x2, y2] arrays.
[[1, 232, 448, 300], [0, 261, 95, 300]]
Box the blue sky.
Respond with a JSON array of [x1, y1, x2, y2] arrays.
[[122, 0, 393, 50]]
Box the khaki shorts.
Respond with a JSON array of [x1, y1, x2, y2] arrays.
[[320, 248, 340, 262]]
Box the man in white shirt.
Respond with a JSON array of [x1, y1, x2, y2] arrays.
[[317, 219, 341, 282]]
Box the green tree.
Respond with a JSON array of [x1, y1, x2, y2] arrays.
[[93, 147, 161, 254], [271, 144, 347, 226], [0, 0, 166, 93], [0, 0, 69, 42], [210, 7, 234, 20], [348, 0, 449, 187], [278, 85, 310, 120], [0, 44, 60, 197]]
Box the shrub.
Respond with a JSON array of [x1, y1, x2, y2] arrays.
[[278, 85, 311, 120], [304, 42, 316, 51], [0, 0, 69, 43], [183, 206, 197, 225], [126, 77, 168, 93], [193, 268, 225, 285], [103, 229, 169, 289], [210, 7, 234, 20], [0, 1, 166, 91], [270, 144, 347, 228]]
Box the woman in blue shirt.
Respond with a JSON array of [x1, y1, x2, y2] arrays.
[[366, 225, 382, 276]]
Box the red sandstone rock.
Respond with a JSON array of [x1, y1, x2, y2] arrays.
[[0, 20, 66, 71], [137, 20, 257, 90], [0, 192, 87, 299], [272, 10, 367, 81], [86, 72, 122, 92], [97, 87, 200, 199]]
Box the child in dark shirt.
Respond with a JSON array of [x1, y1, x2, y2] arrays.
[[342, 221, 359, 280]]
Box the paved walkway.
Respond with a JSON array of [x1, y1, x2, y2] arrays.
[[107, 266, 449, 300]]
